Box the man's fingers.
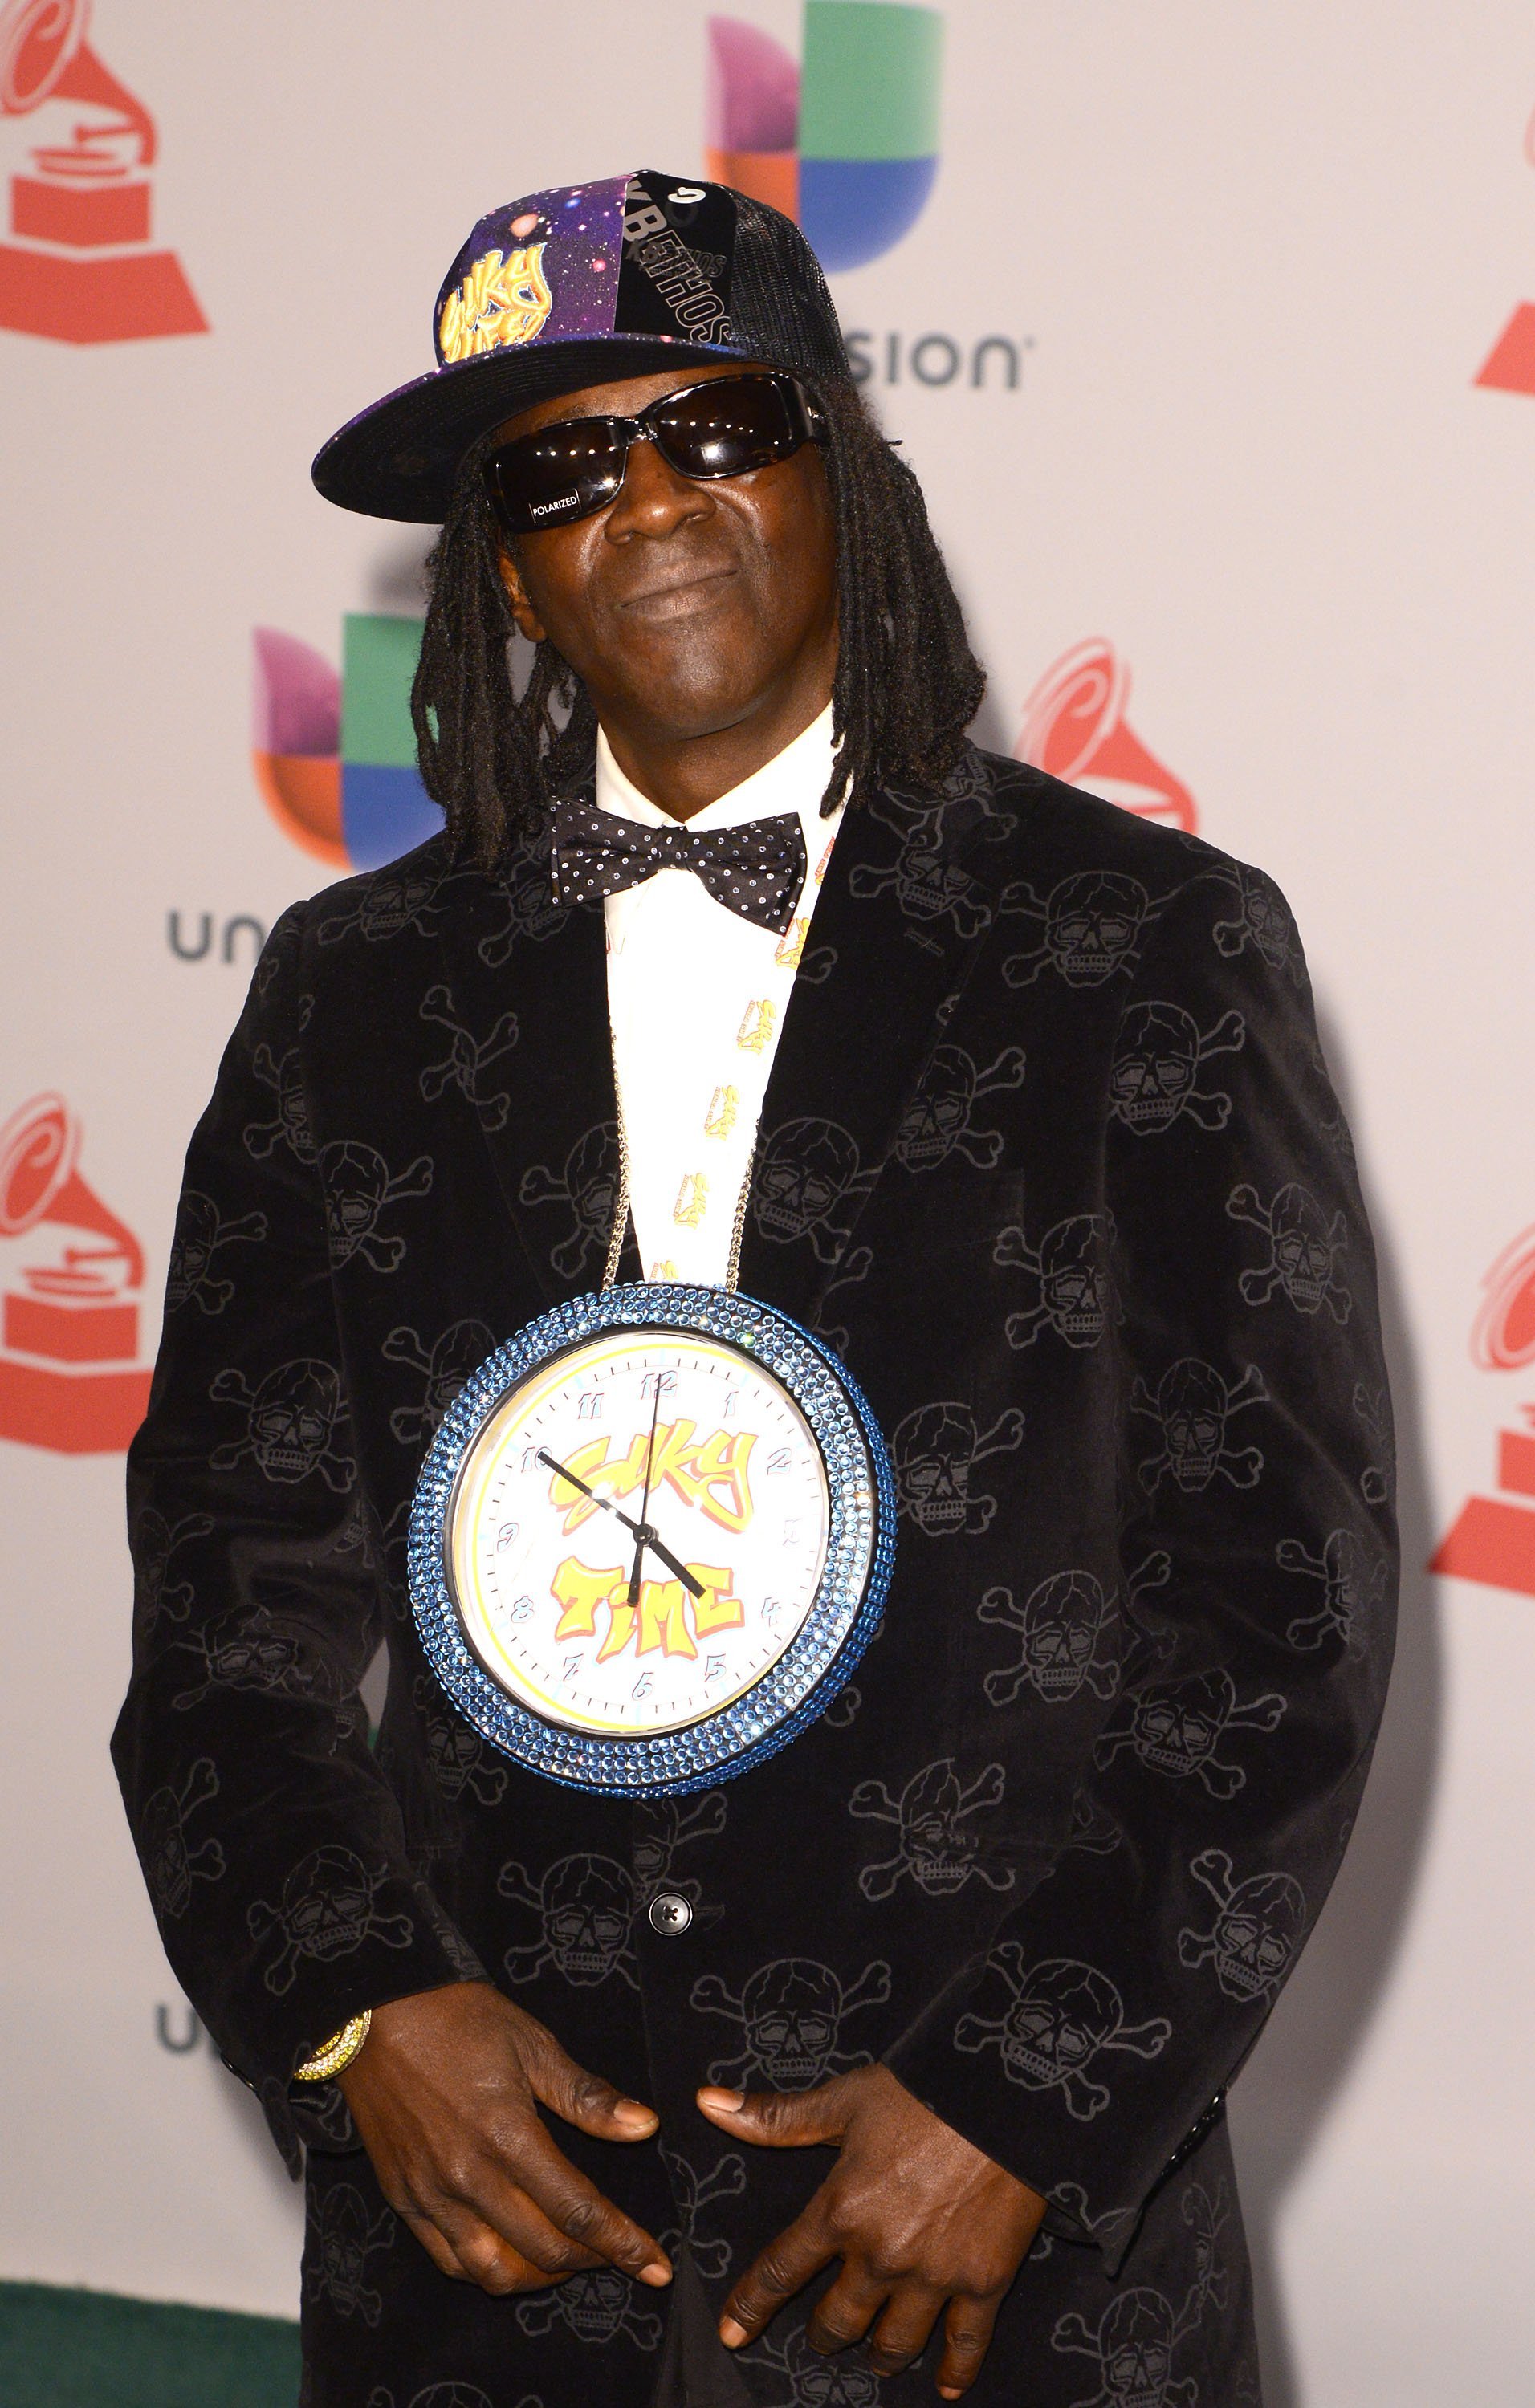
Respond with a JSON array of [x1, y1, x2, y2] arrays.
[[511, 2118, 672, 2286], [863, 2283, 946, 2378], [804, 2264, 890, 2356], [934, 2291, 1004, 2400], [526, 2028, 658, 2142], [698, 2079, 850, 2150], [719, 2211, 836, 2347], [432, 2169, 608, 2284], [398, 2204, 548, 2296]]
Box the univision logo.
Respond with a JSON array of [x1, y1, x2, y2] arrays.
[[252, 617, 438, 872], [706, 4, 941, 272]]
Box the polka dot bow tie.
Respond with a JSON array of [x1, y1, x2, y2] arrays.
[[551, 799, 808, 935]]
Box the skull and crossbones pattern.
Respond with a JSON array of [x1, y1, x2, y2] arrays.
[[498, 1852, 639, 1990], [979, 1552, 1170, 1708], [243, 1040, 316, 1164], [519, 1122, 621, 1279], [750, 2324, 887, 2408], [165, 1190, 268, 1316], [412, 1677, 508, 1806], [417, 983, 519, 1131], [210, 1357, 353, 1490], [1095, 1668, 1286, 1799], [381, 1318, 495, 1445], [633, 1792, 727, 1909], [478, 847, 574, 966], [1052, 2280, 1205, 2408], [367, 2387, 505, 2408], [172, 1605, 323, 1713], [809, 1240, 873, 1355], [848, 794, 998, 938], [751, 1117, 875, 1263], [995, 1210, 1118, 1350], [954, 1943, 1171, 2119], [1212, 865, 1304, 986], [1178, 1847, 1308, 2002], [1132, 1358, 1268, 1495], [848, 1756, 1016, 1901], [1182, 2178, 1232, 2312], [1227, 1180, 1351, 1320], [318, 866, 446, 947], [1109, 1002, 1245, 1137], [246, 1845, 414, 1995], [691, 1954, 892, 2090], [140, 1757, 226, 1920], [1353, 1379, 1394, 1505], [515, 2267, 662, 2351], [320, 1141, 434, 1274], [894, 1041, 1027, 1172], [131, 1506, 212, 1631], [658, 2142, 746, 2281], [892, 1400, 1024, 1536], [1276, 1526, 1388, 1652], [303, 2183, 396, 2328], [1000, 870, 1165, 990]]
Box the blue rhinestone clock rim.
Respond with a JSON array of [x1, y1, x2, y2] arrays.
[[408, 1282, 897, 1797]]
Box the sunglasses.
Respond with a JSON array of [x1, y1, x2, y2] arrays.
[[482, 372, 827, 536]]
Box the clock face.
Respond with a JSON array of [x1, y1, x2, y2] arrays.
[[445, 1330, 833, 1738]]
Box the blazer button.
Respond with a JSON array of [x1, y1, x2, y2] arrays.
[[648, 1892, 694, 1936]]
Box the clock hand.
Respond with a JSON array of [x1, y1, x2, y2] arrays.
[[629, 1385, 664, 1607], [537, 1449, 705, 1600]]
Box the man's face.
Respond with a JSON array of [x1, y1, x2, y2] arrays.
[[492, 364, 838, 747]]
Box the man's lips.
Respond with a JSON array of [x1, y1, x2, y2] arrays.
[[615, 561, 739, 620]]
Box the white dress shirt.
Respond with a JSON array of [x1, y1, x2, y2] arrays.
[[596, 702, 842, 1287]]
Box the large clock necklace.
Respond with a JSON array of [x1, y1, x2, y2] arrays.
[[408, 1108, 895, 1796]]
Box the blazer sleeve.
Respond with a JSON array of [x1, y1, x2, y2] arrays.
[[883, 859, 1398, 2268], [112, 904, 475, 2159]]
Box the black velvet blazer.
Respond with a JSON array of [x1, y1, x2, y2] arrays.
[[114, 746, 1396, 2408]]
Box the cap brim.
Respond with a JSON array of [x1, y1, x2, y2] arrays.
[[311, 334, 746, 523]]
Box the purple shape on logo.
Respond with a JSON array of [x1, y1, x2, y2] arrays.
[[252, 628, 340, 756], [707, 17, 799, 152]]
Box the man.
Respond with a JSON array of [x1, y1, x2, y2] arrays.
[[115, 173, 1396, 2406]]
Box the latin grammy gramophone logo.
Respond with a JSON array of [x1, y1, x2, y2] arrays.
[[0, 0, 206, 344], [1431, 1226, 1535, 1599], [1013, 641, 1199, 833], [0, 1092, 152, 1454], [1475, 102, 1535, 397]]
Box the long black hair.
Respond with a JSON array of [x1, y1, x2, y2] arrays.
[[409, 375, 986, 867]]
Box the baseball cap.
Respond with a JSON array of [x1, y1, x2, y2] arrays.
[[312, 169, 850, 523]]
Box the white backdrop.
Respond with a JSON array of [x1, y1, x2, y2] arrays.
[[2, 6, 1533, 2401]]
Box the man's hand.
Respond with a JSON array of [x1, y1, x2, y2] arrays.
[[698, 2063, 1046, 2399], [337, 1982, 672, 2296]]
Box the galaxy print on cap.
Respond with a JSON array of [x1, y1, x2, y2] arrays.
[[434, 174, 739, 370]]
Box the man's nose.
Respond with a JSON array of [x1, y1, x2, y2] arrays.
[[602, 432, 714, 538]]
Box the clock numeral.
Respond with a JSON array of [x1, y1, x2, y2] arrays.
[[640, 1371, 678, 1402], [563, 1653, 583, 1680], [495, 1520, 519, 1552], [519, 1445, 543, 1473], [632, 1671, 654, 1700], [760, 1596, 783, 1628], [704, 1654, 727, 1682], [507, 1595, 533, 1622], [766, 1447, 792, 1474], [781, 1520, 801, 1545], [575, 1391, 605, 1421], [722, 1389, 740, 1420]]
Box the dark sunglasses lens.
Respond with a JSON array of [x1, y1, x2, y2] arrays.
[[653, 376, 803, 477], [487, 420, 628, 532]]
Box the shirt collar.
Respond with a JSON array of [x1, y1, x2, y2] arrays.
[[594, 702, 839, 853]]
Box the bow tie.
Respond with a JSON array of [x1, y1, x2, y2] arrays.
[[550, 799, 808, 935]]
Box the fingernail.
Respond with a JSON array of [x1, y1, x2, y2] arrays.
[[698, 2086, 746, 2112], [719, 2316, 747, 2348], [639, 2261, 672, 2287], [939, 2392, 963, 2402], [613, 2100, 656, 2130]]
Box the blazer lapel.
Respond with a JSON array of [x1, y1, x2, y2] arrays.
[[734, 748, 1019, 1332], [434, 791, 640, 1312]]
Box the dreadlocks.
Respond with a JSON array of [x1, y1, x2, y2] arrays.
[[409, 376, 986, 868]]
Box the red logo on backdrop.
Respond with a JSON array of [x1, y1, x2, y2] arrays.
[[1013, 640, 1198, 832], [0, 1093, 151, 1453], [1475, 104, 1535, 396], [0, 0, 206, 344], [1431, 1226, 1535, 1596]]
